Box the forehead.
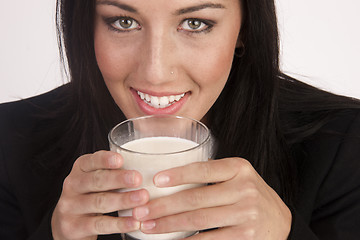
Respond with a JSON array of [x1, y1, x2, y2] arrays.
[[95, 0, 240, 13]]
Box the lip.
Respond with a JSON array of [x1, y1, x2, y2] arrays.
[[131, 88, 189, 115]]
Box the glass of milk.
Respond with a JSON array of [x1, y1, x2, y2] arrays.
[[108, 115, 211, 240]]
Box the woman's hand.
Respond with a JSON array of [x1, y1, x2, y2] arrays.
[[51, 151, 149, 240], [133, 158, 292, 240]]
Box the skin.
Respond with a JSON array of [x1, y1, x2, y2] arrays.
[[51, 0, 292, 239], [93, 0, 240, 120]]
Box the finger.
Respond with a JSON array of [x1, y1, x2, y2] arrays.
[[140, 203, 252, 234], [77, 151, 123, 173], [66, 189, 150, 215], [133, 182, 245, 221], [74, 169, 142, 193], [68, 216, 140, 239], [153, 158, 252, 187]]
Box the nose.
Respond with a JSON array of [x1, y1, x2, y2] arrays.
[[138, 28, 176, 86]]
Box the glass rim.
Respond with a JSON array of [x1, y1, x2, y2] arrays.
[[108, 115, 210, 155]]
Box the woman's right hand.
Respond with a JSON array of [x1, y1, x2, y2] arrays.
[[51, 151, 149, 240]]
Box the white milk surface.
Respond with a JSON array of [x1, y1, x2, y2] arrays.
[[116, 137, 206, 240]]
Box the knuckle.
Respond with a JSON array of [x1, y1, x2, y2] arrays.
[[94, 193, 107, 212], [232, 225, 256, 240], [62, 176, 75, 193], [148, 197, 168, 215], [94, 216, 107, 234], [247, 206, 260, 222], [243, 180, 257, 191], [76, 153, 92, 171], [199, 162, 213, 181], [231, 158, 253, 176], [243, 229, 256, 240], [244, 182, 261, 200], [187, 189, 206, 208], [234, 181, 261, 204], [94, 150, 107, 158], [60, 220, 76, 238], [92, 170, 104, 190], [190, 212, 209, 229], [88, 151, 104, 170], [116, 218, 131, 232], [88, 154, 96, 172], [95, 150, 109, 164], [241, 158, 253, 170], [56, 198, 72, 215], [231, 157, 243, 167]]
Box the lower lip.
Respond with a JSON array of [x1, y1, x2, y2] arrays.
[[131, 89, 189, 115]]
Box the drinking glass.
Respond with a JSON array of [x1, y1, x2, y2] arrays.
[[108, 115, 211, 240]]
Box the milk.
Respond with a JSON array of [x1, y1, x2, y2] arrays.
[[115, 136, 207, 240]]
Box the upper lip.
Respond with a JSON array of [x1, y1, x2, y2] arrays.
[[132, 88, 188, 97]]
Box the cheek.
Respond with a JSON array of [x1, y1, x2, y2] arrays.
[[183, 31, 239, 119], [95, 42, 124, 83], [94, 31, 136, 86], [190, 24, 240, 100], [185, 46, 234, 120], [94, 32, 137, 114], [203, 48, 233, 84], [191, 43, 235, 94]]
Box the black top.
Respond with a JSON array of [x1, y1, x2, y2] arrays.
[[1, 86, 360, 240]]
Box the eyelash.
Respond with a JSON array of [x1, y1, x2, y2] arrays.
[[178, 19, 215, 34], [103, 15, 141, 33], [103, 16, 216, 34]]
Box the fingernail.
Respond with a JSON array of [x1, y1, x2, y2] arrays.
[[134, 206, 149, 220], [125, 171, 135, 185], [141, 220, 156, 230], [154, 174, 170, 187], [130, 191, 143, 202], [109, 155, 121, 168]]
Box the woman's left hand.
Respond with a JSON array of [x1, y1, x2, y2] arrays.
[[132, 158, 292, 239]]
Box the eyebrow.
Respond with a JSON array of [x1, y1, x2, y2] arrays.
[[96, 1, 225, 15], [96, 0, 138, 13], [175, 3, 226, 15]]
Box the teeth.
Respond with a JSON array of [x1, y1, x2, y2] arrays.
[[139, 92, 145, 100], [159, 96, 169, 106], [137, 90, 186, 109], [150, 96, 159, 106]]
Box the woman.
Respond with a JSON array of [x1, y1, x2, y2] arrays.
[[0, 0, 359, 239]]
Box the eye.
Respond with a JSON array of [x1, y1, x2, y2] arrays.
[[114, 17, 140, 30], [106, 16, 141, 32], [178, 19, 213, 33]]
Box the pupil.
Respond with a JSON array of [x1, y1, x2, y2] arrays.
[[120, 18, 132, 28], [188, 20, 200, 29]]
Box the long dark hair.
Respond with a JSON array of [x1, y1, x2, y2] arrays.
[[50, 0, 359, 205]]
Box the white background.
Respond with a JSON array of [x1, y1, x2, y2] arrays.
[[1, 0, 359, 103]]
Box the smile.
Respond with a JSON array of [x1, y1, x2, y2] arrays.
[[137, 90, 186, 109]]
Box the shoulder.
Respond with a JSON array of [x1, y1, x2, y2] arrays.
[[318, 108, 360, 135], [0, 84, 70, 118], [0, 83, 72, 182], [295, 108, 360, 220], [0, 85, 72, 238], [311, 108, 360, 195], [0, 84, 72, 168], [303, 109, 360, 159], [0, 85, 70, 139], [298, 108, 360, 174]]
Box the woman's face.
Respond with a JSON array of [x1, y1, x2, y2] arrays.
[[94, 0, 241, 121]]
